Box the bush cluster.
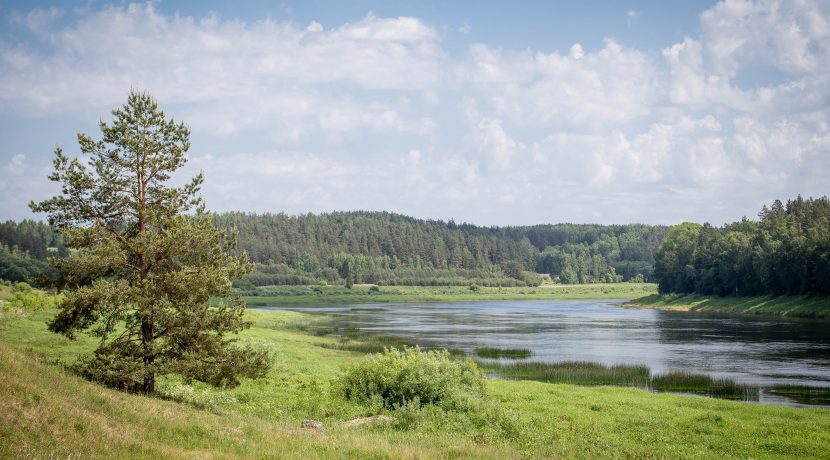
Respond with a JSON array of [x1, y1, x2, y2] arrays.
[[339, 347, 485, 411], [1, 281, 60, 315]]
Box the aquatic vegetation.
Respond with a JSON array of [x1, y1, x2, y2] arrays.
[[486, 361, 651, 386], [474, 347, 532, 359], [651, 372, 759, 401], [768, 385, 830, 405]]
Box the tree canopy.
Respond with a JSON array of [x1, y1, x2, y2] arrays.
[[654, 196, 830, 296], [30, 90, 269, 393]]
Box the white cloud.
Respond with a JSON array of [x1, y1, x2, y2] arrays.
[[3, 154, 27, 174], [464, 38, 660, 128], [471, 117, 521, 170], [3, 0, 830, 225], [700, 0, 830, 75], [0, 4, 444, 140]]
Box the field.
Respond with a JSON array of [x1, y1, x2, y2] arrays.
[[244, 283, 658, 306], [626, 293, 830, 318], [2, 306, 830, 459]]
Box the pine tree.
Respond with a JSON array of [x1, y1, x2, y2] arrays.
[[31, 90, 269, 394]]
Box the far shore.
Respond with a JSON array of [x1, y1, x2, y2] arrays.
[[624, 293, 830, 319], [241, 283, 658, 306]]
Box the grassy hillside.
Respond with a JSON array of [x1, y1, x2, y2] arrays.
[[627, 293, 830, 318], [2, 308, 830, 458]]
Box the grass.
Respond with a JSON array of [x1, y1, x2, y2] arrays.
[[651, 372, 760, 401], [2, 307, 830, 458], [627, 293, 830, 318], [244, 283, 658, 306], [484, 361, 652, 387], [474, 347, 532, 359]]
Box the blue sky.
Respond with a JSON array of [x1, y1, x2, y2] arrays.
[[1, 0, 828, 226]]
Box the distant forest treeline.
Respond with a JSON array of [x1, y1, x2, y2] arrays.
[[655, 196, 830, 296], [0, 212, 666, 287], [0, 220, 66, 282], [212, 211, 666, 287], [5, 198, 827, 294]]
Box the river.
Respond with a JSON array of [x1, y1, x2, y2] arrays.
[[261, 299, 830, 407]]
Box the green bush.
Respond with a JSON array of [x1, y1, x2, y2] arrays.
[[339, 347, 485, 411], [1, 282, 61, 315]]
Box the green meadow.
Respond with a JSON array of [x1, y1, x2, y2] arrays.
[[244, 283, 658, 306], [2, 306, 830, 459]]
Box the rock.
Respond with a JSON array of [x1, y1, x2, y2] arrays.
[[301, 419, 324, 430], [345, 415, 394, 427]]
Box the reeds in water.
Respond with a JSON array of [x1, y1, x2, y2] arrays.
[[474, 347, 533, 359], [488, 361, 651, 386], [768, 385, 830, 405], [651, 372, 759, 401]]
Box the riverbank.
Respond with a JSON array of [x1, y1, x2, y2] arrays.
[[244, 283, 657, 306], [625, 293, 830, 318], [2, 307, 829, 458]]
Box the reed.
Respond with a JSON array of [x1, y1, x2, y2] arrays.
[[651, 372, 759, 401], [486, 361, 651, 386], [474, 347, 533, 359]]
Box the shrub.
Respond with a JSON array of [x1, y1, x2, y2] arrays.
[[1, 282, 61, 315], [339, 347, 485, 411]]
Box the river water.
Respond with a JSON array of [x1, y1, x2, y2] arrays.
[[261, 299, 830, 407]]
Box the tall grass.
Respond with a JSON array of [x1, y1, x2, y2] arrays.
[[474, 347, 532, 359], [651, 372, 759, 401], [487, 361, 651, 386]]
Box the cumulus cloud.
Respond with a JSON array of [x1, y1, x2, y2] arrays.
[[700, 0, 830, 75], [463, 38, 660, 128], [2, 0, 829, 225], [0, 3, 444, 139]]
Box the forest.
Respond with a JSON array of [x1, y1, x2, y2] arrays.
[[213, 211, 665, 287], [654, 196, 830, 296], [8, 198, 829, 294], [0, 220, 66, 282], [1, 212, 665, 287]]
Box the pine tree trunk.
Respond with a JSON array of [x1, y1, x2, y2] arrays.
[[141, 319, 154, 394]]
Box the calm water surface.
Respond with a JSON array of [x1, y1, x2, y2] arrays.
[[262, 299, 830, 406]]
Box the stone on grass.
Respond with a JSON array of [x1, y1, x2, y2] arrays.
[[301, 419, 324, 430]]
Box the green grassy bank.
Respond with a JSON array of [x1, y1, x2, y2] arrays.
[[2, 307, 830, 458], [244, 283, 657, 306], [626, 293, 830, 319]]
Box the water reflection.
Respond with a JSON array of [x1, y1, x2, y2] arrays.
[[260, 299, 830, 407]]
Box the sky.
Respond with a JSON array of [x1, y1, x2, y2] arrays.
[[1, 0, 829, 226]]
